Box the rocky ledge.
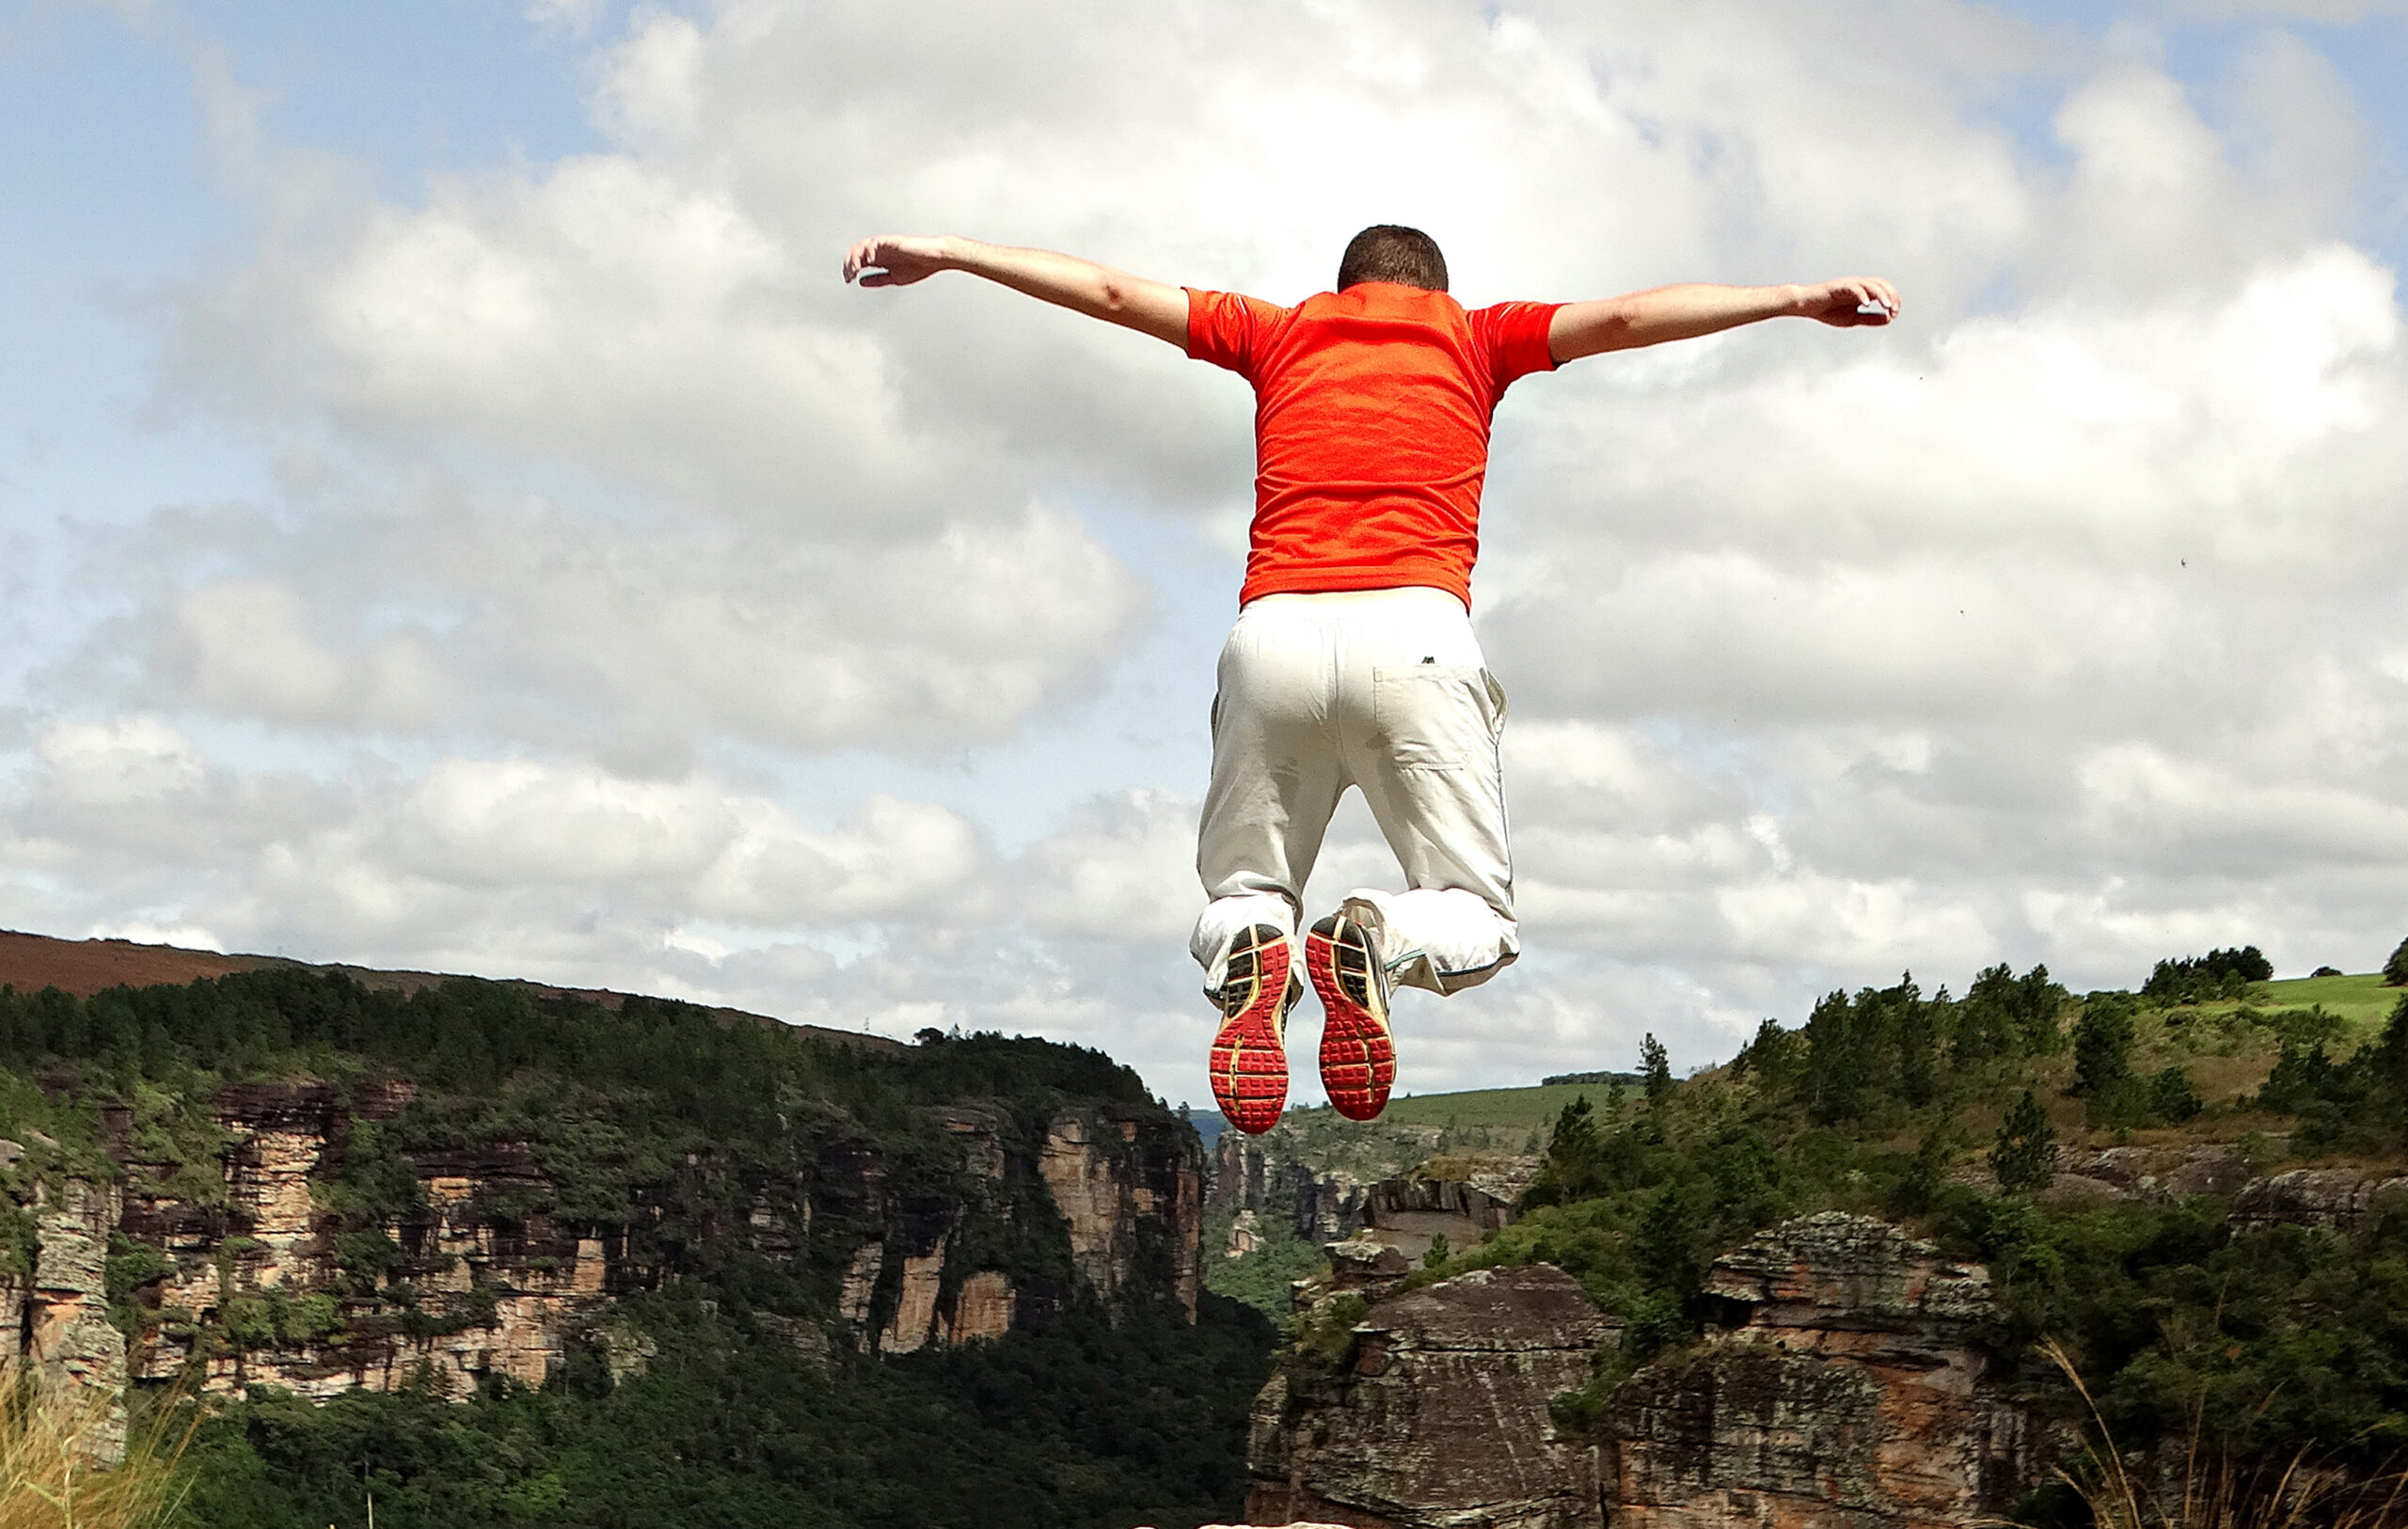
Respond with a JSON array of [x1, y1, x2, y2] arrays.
[[1617, 1214, 2032, 1529], [1248, 1263, 1616, 1529], [1249, 1213, 2044, 1529]]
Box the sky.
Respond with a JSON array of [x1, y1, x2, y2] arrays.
[[4, 0, 2407, 1109]]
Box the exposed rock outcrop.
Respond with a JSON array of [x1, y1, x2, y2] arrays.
[[26, 1179, 128, 1464], [13, 1082, 1202, 1437], [1248, 1264, 1615, 1529], [1042, 1107, 1204, 1318], [2231, 1167, 2408, 1230], [1251, 1214, 2043, 1529], [2016, 1143, 2253, 1206], [1361, 1174, 1517, 1263], [1616, 1214, 2031, 1529], [1210, 1132, 1382, 1243]]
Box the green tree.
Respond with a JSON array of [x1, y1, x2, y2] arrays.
[[2385, 936, 2408, 986], [1632, 1180, 1703, 1304], [2147, 1064, 2203, 1124], [1640, 1034, 1672, 1108], [1993, 1089, 2058, 1194], [2072, 992, 2136, 1096]]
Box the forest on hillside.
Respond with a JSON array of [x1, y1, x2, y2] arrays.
[[1342, 945, 2408, 1504], [0, 969, 1271, 1529], [12, 938, 2408, 1526]]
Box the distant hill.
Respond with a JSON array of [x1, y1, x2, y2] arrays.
[[0, 926, 900, 1051]]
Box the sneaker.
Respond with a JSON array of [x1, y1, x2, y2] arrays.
[[1307, 909, 1396, 1121], [1208, 923, 1299, 1136]]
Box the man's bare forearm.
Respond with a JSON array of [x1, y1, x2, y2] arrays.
[[1549, 276, 1900, 362], [844, 234, 1190, 347]]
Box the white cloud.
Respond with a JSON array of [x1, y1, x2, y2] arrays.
[[11, 0, 2408, 1096]]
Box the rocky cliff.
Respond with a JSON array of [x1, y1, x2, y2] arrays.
[[1248, 1263, 1616, 1529], [1211, 1129, 1379, 1243], [6, 1074, 1203, 1425], [1613, 1214, 2033, 1529], [1247, 1213, 2041, 1529]]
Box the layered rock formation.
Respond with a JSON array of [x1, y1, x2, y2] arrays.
[[1251, 1214, 2040, 1529], [1360, 1175, 1517, 1263], [1248, 1264, 1616, 1529], [6, 1083, 1202, 1420], [15, 1177, 129, 1462], [1615, 1214, 2031, 1529], [1210, 1131, 1377, 1243]]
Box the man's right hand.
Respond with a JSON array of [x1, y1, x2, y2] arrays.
[[845, 235, 956, 287], [840, 234, 1190, 347]]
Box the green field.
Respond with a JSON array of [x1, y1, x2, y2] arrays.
[[2254, 970, 2400, 1029], [1281, 1080, 1628, 1133], [1372, 1081, 1619, 1128]]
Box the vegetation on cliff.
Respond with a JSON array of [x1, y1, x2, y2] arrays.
[[1407, 954, 2408, 1480], [0, 969, 1266, 1529]]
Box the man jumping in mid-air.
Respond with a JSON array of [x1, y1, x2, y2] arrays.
[[845, 225, 1899, 1135]]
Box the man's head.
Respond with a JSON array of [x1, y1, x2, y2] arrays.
[[1337, 226, 1448, 293]]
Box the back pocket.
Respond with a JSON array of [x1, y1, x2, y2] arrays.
[[1371, 665, 1492, 770]]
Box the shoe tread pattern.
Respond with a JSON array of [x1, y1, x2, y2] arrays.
[[1210, 924, 1293, 1135], [1308, 917, 1395, 1121]]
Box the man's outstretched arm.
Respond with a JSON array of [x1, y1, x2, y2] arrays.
[[844, 235, 1190, 348], [1547, 276, 1903, 363]]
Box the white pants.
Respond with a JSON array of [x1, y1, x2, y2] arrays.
[[1192, 587, 1518, 998]]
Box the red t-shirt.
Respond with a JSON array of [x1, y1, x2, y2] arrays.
[[1185, 282, 1560, 607]]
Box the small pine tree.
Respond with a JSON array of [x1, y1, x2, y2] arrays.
[[1994, 1089, 2058, 1194], [2072, 993, 2137, 1096], [1632, 1180, 1703, 1300], [2385, 936, 2408, 986], [2147, 1064, 2203, 1124], [1641, 1032, 1673, 1108], [1422, 1234, 1450, 1269]]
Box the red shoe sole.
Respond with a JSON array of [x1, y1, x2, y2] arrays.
[[1210, 937, 1291, 1135], [1307, 926, 1395, 1121]]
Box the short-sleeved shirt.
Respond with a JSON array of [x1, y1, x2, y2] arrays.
[[1185, 281, 1560, 608]]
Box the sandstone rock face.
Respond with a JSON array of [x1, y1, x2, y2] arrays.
[[881, 1251, 949, 1355], [1362, 1175, 1517, 1264], [1254, 1215, 2044, 1529], [943, 1270, 1017, 1344], [19, 1079, 1200, 1438], [1247, 1264, 1615, 1529], [28, 1179, 129, 1464], [1615, 1213, 2029, 1529], [1040, 1106, 1204, 1318], [1210, 1132, 1377, 1243]]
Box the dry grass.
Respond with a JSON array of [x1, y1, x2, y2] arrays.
[[2040, 1340, 2407, 1529], [0, 1377, 188, 1529]]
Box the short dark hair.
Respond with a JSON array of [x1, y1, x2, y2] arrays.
[[1337, 225, 1448, 292]]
